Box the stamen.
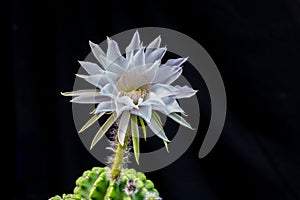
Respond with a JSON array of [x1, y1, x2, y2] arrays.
[[122, 89, 147, 104]]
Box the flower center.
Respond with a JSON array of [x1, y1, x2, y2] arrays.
[[123, 89, 147, 104]]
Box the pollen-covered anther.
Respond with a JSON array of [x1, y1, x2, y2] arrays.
[[123, 89, 147, 104]]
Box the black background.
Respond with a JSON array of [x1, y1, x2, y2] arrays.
[[6, 0, 300, 199]]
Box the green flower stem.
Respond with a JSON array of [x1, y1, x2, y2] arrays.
[[111, 134, 129, 181]]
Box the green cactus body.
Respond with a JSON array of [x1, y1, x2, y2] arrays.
[[50, 193, 83, 200], [50, 167, 161, 200]]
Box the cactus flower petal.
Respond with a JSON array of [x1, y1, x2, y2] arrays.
[[63, 31, 197, 157]]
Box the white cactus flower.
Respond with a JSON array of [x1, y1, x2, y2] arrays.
[[62, 31, 197, 164]]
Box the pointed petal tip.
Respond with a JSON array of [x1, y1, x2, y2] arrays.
[[90, 138, 99, 151], [90, 139, 98, 149], [89, 40, 95, 47], [161, 137, 171, 143], [187, 124, 196, 130], [75, 74, 88, 79], [90, 143, 94, 150], [89, 40, 95, 46], [78, 129, 84, 133], [153, 34, 161, 40], [135, 158, 140, 165], [163, 140, 170, 153], [181, 112, 188, 116], [118, 139, 124, 146], [155, 35, 162, 43], [166, 148, 169, 153]]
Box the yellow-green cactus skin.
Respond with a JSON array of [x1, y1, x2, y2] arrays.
[[50, 167, 161, 200]]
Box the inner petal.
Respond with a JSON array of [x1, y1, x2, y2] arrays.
[[116, 65, 151, 92]]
